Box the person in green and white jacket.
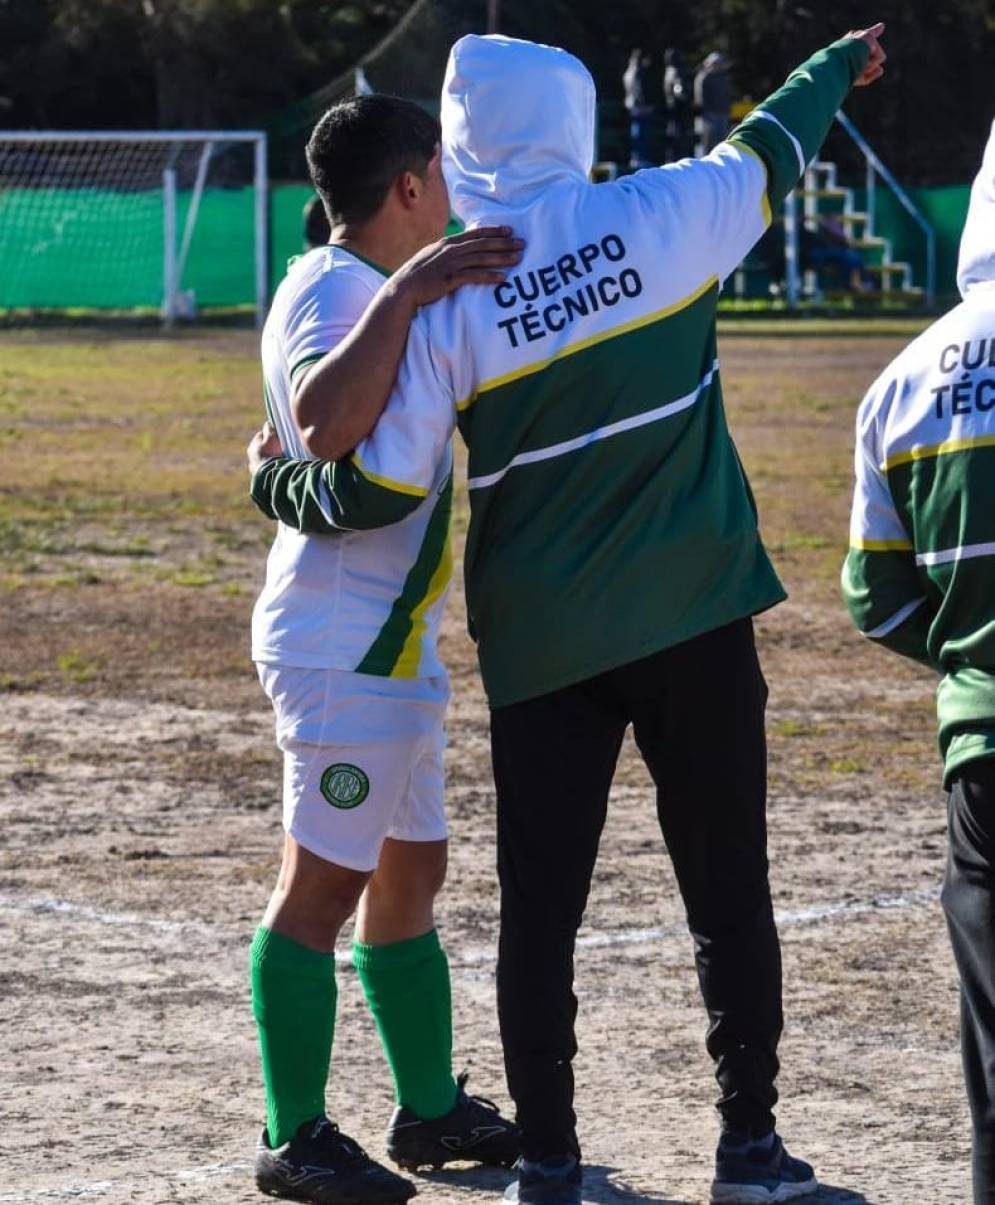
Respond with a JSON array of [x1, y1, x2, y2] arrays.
[[253, 26, 887, 1205], [843, 120, 995, 1205]]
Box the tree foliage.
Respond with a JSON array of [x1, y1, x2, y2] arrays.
[[0, 0, 411, 129], [0, 0, 991, 183], [497, 0, 995, 183]]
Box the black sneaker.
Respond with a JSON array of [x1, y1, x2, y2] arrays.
[[386, 1072, 519, 1171], [710, 1131, 817, 1203], [502, 1155, 582, 1205], [256, 1116, 417, 1203]]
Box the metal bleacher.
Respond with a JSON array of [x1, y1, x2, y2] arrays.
[[596, 108, 936, 310], [798, 158, 921, 300], [738, 110, 936, 308]]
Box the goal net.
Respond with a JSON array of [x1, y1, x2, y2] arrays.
[[0, 131, 268, 327]]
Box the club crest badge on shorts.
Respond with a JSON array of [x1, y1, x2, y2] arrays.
[[320, 763, 370, 809]]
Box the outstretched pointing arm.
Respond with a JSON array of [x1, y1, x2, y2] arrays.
[[629, 25, 885, 286], [730, 23, 885, 208]]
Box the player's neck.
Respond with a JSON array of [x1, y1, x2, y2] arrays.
[[330, 216, 423, 277]]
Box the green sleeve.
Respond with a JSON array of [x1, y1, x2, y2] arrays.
[[730, 37, 871, 206], [841, 546, 937, 669], [250, 455, 423, 535]]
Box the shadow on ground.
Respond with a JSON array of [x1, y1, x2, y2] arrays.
[[414, 1163, 688, 1204], [412, 1164, 879, 1205], [812, 1187, 880, 1204]]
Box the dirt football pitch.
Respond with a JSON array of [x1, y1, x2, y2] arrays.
[[0, 323, 969, 1203]]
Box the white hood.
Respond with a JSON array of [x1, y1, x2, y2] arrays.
[[441, 34, 596, 224], [957, 119, 995, 299]]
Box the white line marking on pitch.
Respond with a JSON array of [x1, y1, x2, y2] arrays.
[[456, 886, 942, 964], [0, 885, 941, 1201], [0, 1160, 252, 1202], [0, 884, 941, 969], [0, 894, 217, 935], [0, 893, 358, 961]]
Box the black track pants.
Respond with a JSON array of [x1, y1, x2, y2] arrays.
[[942, 760, 995, 1204], [490, 618, 783, 1160]]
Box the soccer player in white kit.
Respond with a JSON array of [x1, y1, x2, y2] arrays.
[[246, 95, 522, 1204]]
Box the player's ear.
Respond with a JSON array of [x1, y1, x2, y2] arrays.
[[398, 170, 423, 211]]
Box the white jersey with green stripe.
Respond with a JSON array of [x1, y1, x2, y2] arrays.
[[843, 120, 995, 784], [251, 245, 454, 679]]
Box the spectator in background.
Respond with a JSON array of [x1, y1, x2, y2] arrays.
[[695, 51, 733, 154], [755, 218, 871, 295], [623, 48, 655, 168], [303, 193, 331, 249], [803, 216, 872, 292], [662, 47, 694, 161]]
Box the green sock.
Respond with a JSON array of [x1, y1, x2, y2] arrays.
[[353, 928, 458, 1120], [250, 925, 337, 1148]]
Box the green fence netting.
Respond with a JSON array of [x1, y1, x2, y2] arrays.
[[0, 180, 972, 315]]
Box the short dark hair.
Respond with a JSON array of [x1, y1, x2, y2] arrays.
[[306, 95, 441, 226], [303, 194, 331, 248]]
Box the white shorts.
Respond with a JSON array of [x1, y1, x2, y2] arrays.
[[257, 664, 450, 872]]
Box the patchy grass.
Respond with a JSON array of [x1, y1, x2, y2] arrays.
[[0, 326, 937, 760], [1, 326, 961, 1204], [0, 332, 266, 591], [0, 670, 43, 691], [169, 568, 216, 588], [0, 331, 269, 699], [771, 532, 837, 553], [718, 316, 932, 338], [829, 757, 868, 775], [771, 718, 825, 739], [55, 649, 101, 684]]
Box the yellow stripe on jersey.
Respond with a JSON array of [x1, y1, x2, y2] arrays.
[[883, 435, 995, 473], [393, 528, 454, 678], [849, 536, 914, 552], [350, 450, 431, 498], [456, 274, 720, 412], [732, 142, 774, 228]]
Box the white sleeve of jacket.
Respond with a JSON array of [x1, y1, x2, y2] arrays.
[[841, 379, 934, 665], [620, 143, 770, 285], [349, 312, 457, 497]]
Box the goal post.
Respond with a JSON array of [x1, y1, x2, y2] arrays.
[[0, 130, 269, 328]]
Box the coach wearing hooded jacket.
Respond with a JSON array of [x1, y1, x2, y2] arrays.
[[843, 122, 995, 1205], [254, 25, 887, 1204]]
